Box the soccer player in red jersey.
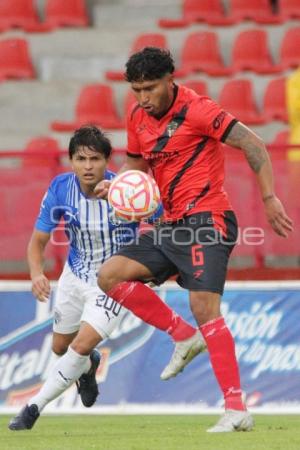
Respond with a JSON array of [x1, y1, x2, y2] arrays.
[[96, 47, 293, 432]]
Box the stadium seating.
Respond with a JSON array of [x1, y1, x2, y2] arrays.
[[0, 38, 35, 80], [231, 29, 282, 74], [279, 27, 300, 69], [51, 84, 124, 131], [106, 33, 167, 81], [44, 0, 89, 30], [218, 79, 265, 125], [230, 0, 282, 24], [183, 80, 208, 96], [108, 148, 127, 173], [271, 129, 290, 145], [22, 137, 61, 168], [158, 0, 234, 28], [123, 90, 137, 117], [178, 31, 232, 77], [278, 0, 300, 20], [0, 0, 41, 32], [0, 0, 299, 277], [0, 166, 63, 274], [263, 78, 288, 123]]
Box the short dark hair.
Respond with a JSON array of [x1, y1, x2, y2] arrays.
[[68, 125, 112, 159], [125, 46, 175, 82]]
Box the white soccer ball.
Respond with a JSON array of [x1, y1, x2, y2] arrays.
[[108, 170, 161, 221]]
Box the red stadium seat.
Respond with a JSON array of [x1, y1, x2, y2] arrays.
[[270, 129, 290, 145], [184, 80, 208, 96], [263, 78, 288, 123], [44, 0, 89, 29], [278, 0, 300, 20], [0, 168, 52, 235], [0, 167, 62, 275], [22, 136, 61, 168], [178, 31, 232, 77], [0, 38, 35, 80], [279, 27, 300, 70], [230, 0, 282, 24], [0, 0, 42, 32], [123, 89, 137, 117], [108, 148, 127, 173], [131, 33, 167, 53], [106, 33, 167, 81], [218, 79, 265, 125], [231, 29, 282, 74], [158, 0, 234, 28], [51, 84, 124, 131]]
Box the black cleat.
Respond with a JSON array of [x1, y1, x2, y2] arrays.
[[76, 349, 101, 407], [8, 404, 40, 431]]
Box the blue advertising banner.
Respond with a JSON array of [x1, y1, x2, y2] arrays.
[[0, 281, 300, 411]]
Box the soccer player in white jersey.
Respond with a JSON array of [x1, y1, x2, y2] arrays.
[[9, 126, 204, 431]]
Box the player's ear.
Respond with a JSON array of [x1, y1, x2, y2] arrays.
[[165, 73, 174, 89]]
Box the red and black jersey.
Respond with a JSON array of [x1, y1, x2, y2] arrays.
[[127, 84, 237, 222]]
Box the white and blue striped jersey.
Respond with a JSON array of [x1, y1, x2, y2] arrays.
[[35, 171, 138, 285]]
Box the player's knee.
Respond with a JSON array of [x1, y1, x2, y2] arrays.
[[70, 341, 91, 356], [190, 292, 221, 325], [52, 342, 68, 356], [98, 265, 120, 293]]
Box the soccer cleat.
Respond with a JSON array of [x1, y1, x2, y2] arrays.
[[76, 349, 101, 407], [207, 409, 254, 433], [160, 330, 206, 380], [8, 404, 40, 430]]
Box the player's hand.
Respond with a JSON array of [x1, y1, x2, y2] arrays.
[[264, 195, 293, 238], [94, 180, 111, 199], [31, 274, 51, 302]]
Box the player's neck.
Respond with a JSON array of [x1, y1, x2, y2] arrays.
[[79, 183, 98, 198]]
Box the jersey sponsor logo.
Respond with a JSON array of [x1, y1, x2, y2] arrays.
[[144, 150, 180, 167]]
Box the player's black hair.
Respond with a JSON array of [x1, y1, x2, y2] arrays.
[[68, 125, 112, 159], [125, 46, 175, 82]]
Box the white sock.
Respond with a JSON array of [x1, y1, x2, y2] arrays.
[[29, 347, 91, 412]]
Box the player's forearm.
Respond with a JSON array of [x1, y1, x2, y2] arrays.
[[225, 122, 275, 200], [27, 234, 48, 279]]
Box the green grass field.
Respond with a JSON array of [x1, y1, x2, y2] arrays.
[[1, 414, 300, 450]]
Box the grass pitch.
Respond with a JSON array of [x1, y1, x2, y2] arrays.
[[1, 414, 300, 450]]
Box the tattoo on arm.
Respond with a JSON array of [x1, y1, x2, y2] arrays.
[[224, 122, 267, 173]]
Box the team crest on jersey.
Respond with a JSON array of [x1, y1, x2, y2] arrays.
[[166, 120, 180, 137]]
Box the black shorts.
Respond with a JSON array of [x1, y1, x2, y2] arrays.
[[117, 211, 238, 295]]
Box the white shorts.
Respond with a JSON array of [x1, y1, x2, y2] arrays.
[[53, 264, 126, 338]]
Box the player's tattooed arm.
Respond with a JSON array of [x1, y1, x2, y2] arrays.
[[224, 121, 267, 173], [224, 121, 293, 237]]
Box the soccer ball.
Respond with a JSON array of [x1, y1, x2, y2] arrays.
[[108, 170, 161, 221]]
